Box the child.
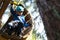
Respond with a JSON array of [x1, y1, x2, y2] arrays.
[[7, 4, 30, 36]]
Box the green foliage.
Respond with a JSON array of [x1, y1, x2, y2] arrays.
[[32, 30, 36, 40], [32, 33, 36, 40]]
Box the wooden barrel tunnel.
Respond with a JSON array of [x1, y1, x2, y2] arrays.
[[0, 6, 33, 40]]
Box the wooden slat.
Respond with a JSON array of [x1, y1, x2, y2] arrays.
[[0, 0, 11, 40], [0, 0, 11, 19]]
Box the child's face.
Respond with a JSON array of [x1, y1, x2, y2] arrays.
[[16, 11, 23, 16]]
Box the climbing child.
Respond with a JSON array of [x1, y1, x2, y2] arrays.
[[7, 4, 30, 37]]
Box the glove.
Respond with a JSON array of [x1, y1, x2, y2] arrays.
[[10, 1, 14, 5]]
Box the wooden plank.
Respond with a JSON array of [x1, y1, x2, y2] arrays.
[[0, 0, 11, 19], [0, 0, 11, 40]]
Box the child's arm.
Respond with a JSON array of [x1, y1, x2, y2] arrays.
[[10, 5, 15, 15], [9, 1, 16, 15]]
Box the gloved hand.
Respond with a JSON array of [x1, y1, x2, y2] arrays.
[[10, 1, 14, 5]]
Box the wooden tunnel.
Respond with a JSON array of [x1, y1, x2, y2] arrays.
[[0, 0, 33, 40]]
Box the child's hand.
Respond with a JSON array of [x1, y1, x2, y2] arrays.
[[10, 1, 14, 5]]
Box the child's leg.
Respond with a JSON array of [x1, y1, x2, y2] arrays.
[[15, 22, 23, 36], [6, 24, 14, 35]]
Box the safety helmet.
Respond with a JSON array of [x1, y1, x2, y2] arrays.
[[15, 6, 24, 12]]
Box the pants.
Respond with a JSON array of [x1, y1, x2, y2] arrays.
[[7, 22, 23, 36], [15, 22, 23, 36], [6, 24, 14, 35]]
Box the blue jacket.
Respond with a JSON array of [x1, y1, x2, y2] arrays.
[[10, 7, 30, 27]]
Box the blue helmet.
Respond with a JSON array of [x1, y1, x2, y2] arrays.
[[16, 6, 24, 12]]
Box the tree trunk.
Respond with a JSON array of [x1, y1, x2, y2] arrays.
[[36, 0, 60, 40]]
